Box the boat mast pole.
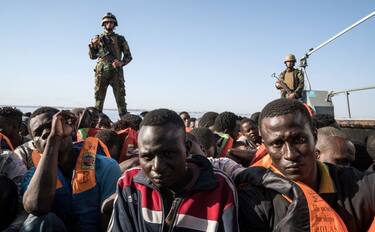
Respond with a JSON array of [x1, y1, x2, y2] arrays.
[[300, 11, 375, 90], [307, 11, 375, 57]]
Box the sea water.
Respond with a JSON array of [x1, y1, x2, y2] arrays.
[[15, 106, 205, 122]]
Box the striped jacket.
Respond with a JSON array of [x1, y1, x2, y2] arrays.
[[108, 155, 239, 232]]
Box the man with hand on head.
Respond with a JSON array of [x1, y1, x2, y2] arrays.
[[21, 107, 121, 232]]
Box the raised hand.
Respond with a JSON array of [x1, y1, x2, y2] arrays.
[[91, 36, 100, 46], [50, 110, 77, 138], [275, 80, 282, 89]]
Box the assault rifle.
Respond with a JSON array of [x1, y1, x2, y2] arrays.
[[94, 35, 121, 72], [97, 35, 116, 62], [271, 73, 292, 96]]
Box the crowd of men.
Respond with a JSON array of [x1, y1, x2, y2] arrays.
[[0, 98, 375, 231]]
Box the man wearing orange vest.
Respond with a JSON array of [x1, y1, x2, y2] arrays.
[[236, 99, 375, 232], [21, 107, 121, 231]]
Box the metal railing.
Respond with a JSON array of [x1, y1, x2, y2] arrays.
[[327, 85, 375, 118]]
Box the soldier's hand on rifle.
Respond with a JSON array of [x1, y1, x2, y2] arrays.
[[287, 93, 297, 99], [275, 80, 282, 89], [50, 111, 77, 139], [112, 59, 123, 68], [90, 36, 100, 47]]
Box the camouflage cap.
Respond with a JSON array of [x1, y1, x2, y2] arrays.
[[284, 54, 296, 62], [102, 12, 118, 26]]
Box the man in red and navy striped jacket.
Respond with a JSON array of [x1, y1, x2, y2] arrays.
[[108, 109, 239, 232]]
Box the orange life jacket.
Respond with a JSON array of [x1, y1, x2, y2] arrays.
[[251, 153, 272, 168], [0, 132, 14, 151], [31, 137, 111, 194], [252, 153, 348, 232], [31, 149, 63, 189], [369, 218, 375, 232], [117, 128, 138, 162], [270, 163, 348, 232], [249, 144, 268, 165]]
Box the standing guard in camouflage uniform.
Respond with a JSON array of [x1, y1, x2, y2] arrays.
[[275, 54, 304, 99], [89, 12, 132, 117]]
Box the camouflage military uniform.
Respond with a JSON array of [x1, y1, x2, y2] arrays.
[[279, 68, 304, 99], [89, 31, 132, 117]]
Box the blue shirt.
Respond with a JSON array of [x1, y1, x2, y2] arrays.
[[21, 152, 121, 231]]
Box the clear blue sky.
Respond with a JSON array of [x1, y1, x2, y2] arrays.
[[1, 1, 375, 118]]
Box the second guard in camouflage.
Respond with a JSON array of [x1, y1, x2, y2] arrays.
[[89, 12, 132, 118]]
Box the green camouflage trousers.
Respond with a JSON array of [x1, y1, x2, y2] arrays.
[[94, 68, 127, 116]]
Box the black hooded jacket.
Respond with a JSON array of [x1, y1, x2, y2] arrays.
[[235, 163, 375, 232]]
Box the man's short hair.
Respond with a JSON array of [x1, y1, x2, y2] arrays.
[[29, 107, 59, 134], [113, 119, 131, 131], [312, 114, 339, 129], [366, 132, 375, 161], [240, 118, 256, 126], [239, 118, 257, 133], [30, 106, 59, 120], [97, 113, 112, 129], [71, 107, 85, 116], [140, 111, 148, 118], [198, 112, 218, 128], [30, 107, 59, 120], [95, 129, 121, 158], [121, 114, 142, 131], [259, 98, 312, 129], [23, 112, 32, 117], [99, 112, 111, 121], [190, 128, 215, 151], [186, 133, 198, 144], [317, 126, 347, 139], [140, 109, 185, 130], [179, 111, 190, 118], [0, 107, 23, 126], [250, 112, 260, 126], [86, 106, 100, 115], [214, 111, 238, 132]]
